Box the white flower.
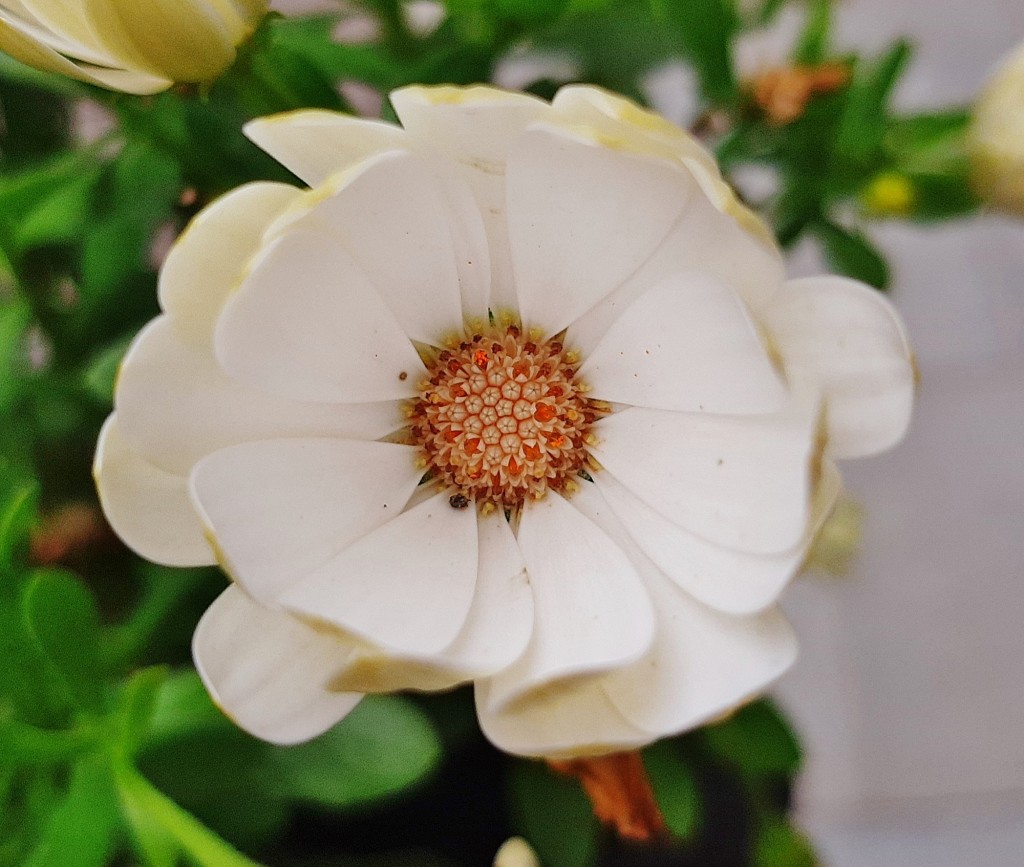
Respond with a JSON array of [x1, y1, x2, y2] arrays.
[[0, 0, 268, 93], [970, 41, 1024, 214], [94, 85, 915, 758]]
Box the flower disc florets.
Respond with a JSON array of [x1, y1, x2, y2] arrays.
[[410, 323, 604, 508]]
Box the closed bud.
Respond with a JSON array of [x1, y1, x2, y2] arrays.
[[0, 0, 268, 94], [969, 42, 1024, 214]]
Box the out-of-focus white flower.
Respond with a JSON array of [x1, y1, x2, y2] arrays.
[[95, 84, 915, 758], [0, 0, 268, 93], [970, 41, 1024, 214], [494, 837, 541, 867]]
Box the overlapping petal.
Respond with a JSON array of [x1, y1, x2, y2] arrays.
[[0, 0, 266, 92], [194, 585, 361, 745], [190, 438, 422, 602], [761, 276, 914, 458], [590, 400, 819, 554], [115, 316, 401, 476], [94, 415, 214, 567]]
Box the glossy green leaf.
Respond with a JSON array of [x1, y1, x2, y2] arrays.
[[20, 568, 104, 714], [114, 666, 170, 758], [644, 740, 701, 840], [703, 699, 803, 778], [80, 334, 133, 405], [0, 480, 38, 573], [14, 168, 102, 251], [509, 760, 598, 867], [23, 755, 120, 867], [273, 695, 442, 808]]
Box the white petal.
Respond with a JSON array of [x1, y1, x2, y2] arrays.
[[193, 585, 361, 745], [159, 181, 301, 340], [93, 414, 213, 567], [215, 228, 426, 404], [483, 491, 655, 713], [277, 151, 464, 345], [591, 403, 817, 554], [580, 273, 787, 414], [570, 489, 797, 736], [282, 491, 479, 657], [391, 85, 553, 174], [189, 439, 421, 603], [603, 575, 797, 737], [566, 187, 785, 359], [759, 276, 915, 458], [391, 85, 553, 315], [506, 124, 691, 336], [593, 463, 841, 615], [327, 510, 533, 694], [475, 677, 650, 759], [115, 316, 402, 476], [244, 110, 410, 186], [440, 509, 534, 675]]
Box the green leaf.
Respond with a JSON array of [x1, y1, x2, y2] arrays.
[[273, 695, 442, 808], [653, 0, 739, 104], [703, 699, 803, 778], [20, 568, 104, 714], [902, 171, 979, 222], [509, 760, 598, 867], [812, 219, 890, 289], [116, 762, 261, 867], [643, 740, 701, 840], [792, 0, 831, 64], [834, 41, 912, 168], [114, 666, 170, 759], [754, 818, 819, 867], [14, 167, 102, 251], [81, 333, 133, 405], [140, 729, 289, 853], [0, 296, 31, 414], [143, 669, 235, 747], [0, 480, 38, 573], [23, 754, 121, 867]]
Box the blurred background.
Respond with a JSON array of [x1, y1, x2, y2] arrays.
[[761, 1, 1024, 864]]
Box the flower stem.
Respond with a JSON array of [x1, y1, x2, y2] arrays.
[[548, 751, 668, 843], [113, 761, 263, 867]]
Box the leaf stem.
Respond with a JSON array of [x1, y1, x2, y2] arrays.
[[114, 761, 263, 867]]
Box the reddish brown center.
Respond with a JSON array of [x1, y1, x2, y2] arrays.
[[409, 325, 603, 508]]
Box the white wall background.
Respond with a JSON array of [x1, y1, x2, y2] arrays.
[[770, 2, 1024, 865]]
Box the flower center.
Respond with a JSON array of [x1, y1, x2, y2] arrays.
[[409, 324, 603, 509]]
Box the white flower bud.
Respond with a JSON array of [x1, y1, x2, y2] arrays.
[[970, 42, 1024, 214], [0, 0, 268, 93]]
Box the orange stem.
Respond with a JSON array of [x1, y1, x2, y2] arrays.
[[549, 751, 668, 843]]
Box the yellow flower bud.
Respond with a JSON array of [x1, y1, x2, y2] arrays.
[[0, 0, 268, 94], [861, 171, 916, 217], [969, 42, 1024, 214]]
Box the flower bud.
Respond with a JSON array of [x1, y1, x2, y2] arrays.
[[0, 0, 268, 94], [969, 42, 1024, 214]]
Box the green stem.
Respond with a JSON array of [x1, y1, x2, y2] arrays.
[[114, 761, 263, 867]]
